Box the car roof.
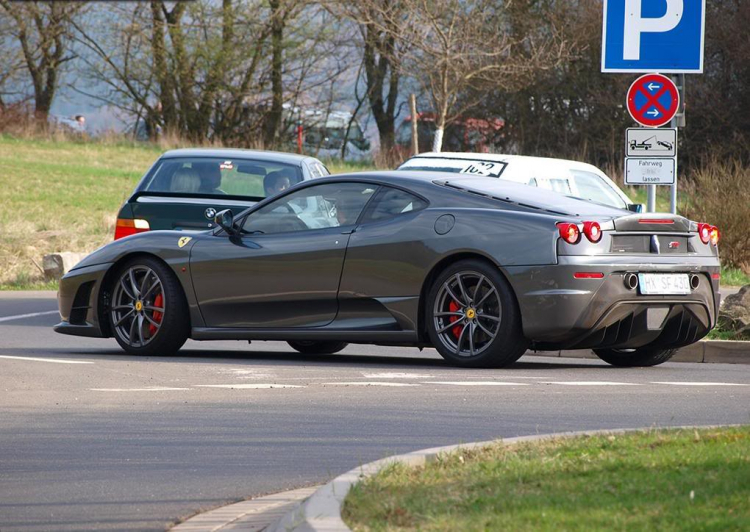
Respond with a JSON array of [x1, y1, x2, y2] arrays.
[[307, 170, 627, 217], [161, 148, 315, 165], [406, 152, 604, 173]]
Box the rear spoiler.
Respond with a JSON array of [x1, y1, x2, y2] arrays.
[[130, 190, 263, 205], [613, 214, 692, 233]]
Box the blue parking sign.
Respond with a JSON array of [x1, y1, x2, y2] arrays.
[[602, 0, 705, 73]]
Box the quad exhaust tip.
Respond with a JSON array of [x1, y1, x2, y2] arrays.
[[624, 273, 638, 290]]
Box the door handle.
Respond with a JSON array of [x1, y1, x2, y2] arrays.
[[340, 228, 356, 235]]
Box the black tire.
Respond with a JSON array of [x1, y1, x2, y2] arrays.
[[108, 256, 190, 356], [593, 347, 677, 367], [287, 340, 349, 355], [426, 259, 528, 368]]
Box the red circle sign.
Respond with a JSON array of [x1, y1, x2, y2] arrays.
[[626, 74, 680, 128]]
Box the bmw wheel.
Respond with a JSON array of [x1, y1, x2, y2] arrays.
[[287, 341, 348, 355], [593, 347, 676, 367], [426, 259, 528, 368], [109, 257, 189, 356]]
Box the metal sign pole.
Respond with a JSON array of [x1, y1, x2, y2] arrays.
[[670, 74, 685, 214]]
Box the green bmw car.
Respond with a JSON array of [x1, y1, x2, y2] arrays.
[[115, 148, 329, 239]]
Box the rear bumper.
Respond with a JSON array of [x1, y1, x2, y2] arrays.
[[507, 255, 720, 350]]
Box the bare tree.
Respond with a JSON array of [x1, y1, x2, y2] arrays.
[[401, 0, 568, 152], [0, 1, 84, 121]]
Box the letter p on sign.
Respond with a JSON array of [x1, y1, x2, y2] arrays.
[[602, 0, 705, 73], [624, 0, 683, 60]]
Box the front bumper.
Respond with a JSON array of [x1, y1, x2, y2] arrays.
[[507, 255, 720, 350], [53, 262, 111, 338]]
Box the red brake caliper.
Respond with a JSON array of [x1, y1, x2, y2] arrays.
[[149, 293, 163, 336], [448, 300, 462, 338]]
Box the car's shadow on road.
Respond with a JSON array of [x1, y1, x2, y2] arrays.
[[3, 345, 605, 370]]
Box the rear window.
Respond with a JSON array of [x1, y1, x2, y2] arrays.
[[398, 157, 507, 177], [140, 157, 303, 199]]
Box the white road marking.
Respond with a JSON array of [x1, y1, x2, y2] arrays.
[[0, 355, 93, 365], [543, 381, 640, 386], [362, 372, 435, 379], [652, 381, 749, 387], [0, 310, 59, 323], [91, 387, 190, 392], [427, 381, 529, 386], [195, 384, 304, 389], [322, 382, 419, 387]]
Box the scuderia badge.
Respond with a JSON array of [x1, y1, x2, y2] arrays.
[[178, 236, 192, 248]]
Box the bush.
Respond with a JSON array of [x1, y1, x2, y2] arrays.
[[684, 158, 750, 271]]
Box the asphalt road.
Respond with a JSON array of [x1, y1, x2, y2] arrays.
[[1, 292, 749, 531]]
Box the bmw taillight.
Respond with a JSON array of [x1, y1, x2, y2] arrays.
[[582, 221, 602, 243], [114, 218, 150, 240], [557, 223, 580, 244]]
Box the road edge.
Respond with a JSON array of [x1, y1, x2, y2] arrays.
[[268, 424, 739, 532]]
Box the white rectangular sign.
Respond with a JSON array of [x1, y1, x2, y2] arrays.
[[625, 158, 676, 185], [626, 128, 677, 157]]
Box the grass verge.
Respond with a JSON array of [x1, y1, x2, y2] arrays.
[[343, 426, 750, 531]]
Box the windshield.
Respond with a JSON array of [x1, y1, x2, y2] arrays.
[[140, 157, 302, 199]]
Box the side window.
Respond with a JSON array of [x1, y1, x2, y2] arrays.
[[241, 182, 377, 235], [362, 187, 428, 223]]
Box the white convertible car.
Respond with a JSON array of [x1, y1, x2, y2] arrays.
[[397, 152, 639, 211]]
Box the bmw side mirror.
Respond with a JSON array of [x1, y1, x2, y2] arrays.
[[627, 203, 644, 213], [215, 209, 237, 235]]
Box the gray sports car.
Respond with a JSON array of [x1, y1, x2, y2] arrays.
[[55, 171, 721, 368]]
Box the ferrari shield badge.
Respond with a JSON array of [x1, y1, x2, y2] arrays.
[[178, 236, 192, 248]]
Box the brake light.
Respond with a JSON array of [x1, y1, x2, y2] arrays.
[[114, 218, 150, 240], [582, 221, 602, 243], [709, 226, 720, 246], [557, 223, 580, 244], [639, 219, 674, 224], [697, 223, 711, 244], [574, 272, 604, 279]]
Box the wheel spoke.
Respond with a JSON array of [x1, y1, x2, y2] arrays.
[[455, 274, 471, 305], [444, 283, 465, 307], [141, 278, 160, 300], [120, 277, 135, 300], [143, 313, 161, 329], [437, 318, 464, 335], [468, 322, 476, 356], [128, 313, 138, 344], [435, 311, 464, 318], [473, 275, 485, 302], [112, 304, 133, 311], [476, 320, 497, 339], [475, 286, 496, 308], [137, 314, 145, 346], [144, 305, 164, 313], [478, 314, 501, 323], [139, 269, 153, 296], [456, 322, 470, 355], [115, 309, 135, 327], [128, 269, 140, 298]]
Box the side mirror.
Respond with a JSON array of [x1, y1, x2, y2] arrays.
[[215, 209, 237, 235], [627, 203, 645, 213]]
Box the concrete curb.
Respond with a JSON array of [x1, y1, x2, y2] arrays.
[[267, 425, 734, 532], [532, 340, 749, 364]]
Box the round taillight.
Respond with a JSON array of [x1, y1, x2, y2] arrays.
[[710, 226, 720, 246], [698, 223, 711, 244], [557, 222, 580, 244], [583, 221, 602, 243]]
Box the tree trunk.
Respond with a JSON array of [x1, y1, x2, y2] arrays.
[[264, 0, 284, 148]]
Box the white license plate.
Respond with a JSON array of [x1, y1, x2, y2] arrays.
[[638, 273, 691, 295]]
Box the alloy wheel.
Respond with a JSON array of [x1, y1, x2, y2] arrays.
[[110, 266, 165, 348], [432, 271, 502, 357]]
